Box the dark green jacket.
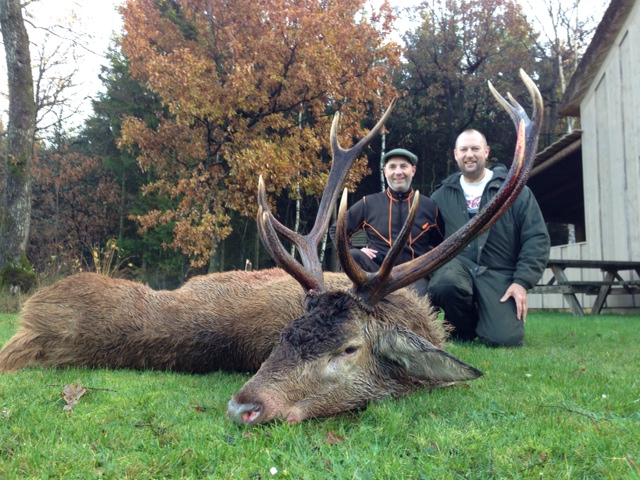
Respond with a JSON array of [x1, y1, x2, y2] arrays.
[[430, 164, 550, 289]]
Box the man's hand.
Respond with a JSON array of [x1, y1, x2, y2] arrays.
[[500, 283, 528, 322], [360, 247, 378, 260]]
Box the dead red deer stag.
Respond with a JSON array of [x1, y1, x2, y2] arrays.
[[0, 95, 397, 374], [0, 71, 542, 425], [227, 69, 542, 424]]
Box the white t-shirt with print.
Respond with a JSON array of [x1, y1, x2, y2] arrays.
[[460, 169, 493, 215]]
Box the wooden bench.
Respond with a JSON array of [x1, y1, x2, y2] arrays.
[[529, 259, 640, 315]]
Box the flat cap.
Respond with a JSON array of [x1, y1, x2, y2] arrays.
[[382, 148, 418, 166]]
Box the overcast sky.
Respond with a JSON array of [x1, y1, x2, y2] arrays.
[[0, 0, 608, 130], [0, 0, 124, 128]]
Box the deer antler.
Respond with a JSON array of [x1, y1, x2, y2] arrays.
[[338, 69, 543, 305], [335, 184, 421, 304], [257, 99, 397, 293]]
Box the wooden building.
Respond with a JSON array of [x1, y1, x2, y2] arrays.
[[527, 0, 640, 311]]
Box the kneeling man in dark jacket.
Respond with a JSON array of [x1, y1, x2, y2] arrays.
[[428, 129, 550, 347], [330, 148, 444, 296]]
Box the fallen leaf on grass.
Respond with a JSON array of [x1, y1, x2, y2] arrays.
[[326, 430, 343, 444], [61, 381, 87, 411]]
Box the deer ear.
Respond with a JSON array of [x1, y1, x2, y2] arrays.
[[378, 325, 483, 382]]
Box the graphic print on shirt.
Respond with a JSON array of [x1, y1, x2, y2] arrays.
[[460, 169, 493, 215]]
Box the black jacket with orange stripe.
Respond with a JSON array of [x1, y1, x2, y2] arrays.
[[329, 188, 444, 266]]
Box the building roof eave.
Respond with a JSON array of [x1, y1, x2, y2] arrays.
[[558, 0, 635, 117]]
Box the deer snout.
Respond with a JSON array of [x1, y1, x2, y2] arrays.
[[226, 397, 264, 425]]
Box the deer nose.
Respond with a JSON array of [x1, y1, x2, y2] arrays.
[[227, 398, 264, 424]]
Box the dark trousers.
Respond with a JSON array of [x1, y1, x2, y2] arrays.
[[427, 256, 524, 347], [349, 248, 429, 296]]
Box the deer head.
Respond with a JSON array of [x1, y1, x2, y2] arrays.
[[227, 70, 543, 424]]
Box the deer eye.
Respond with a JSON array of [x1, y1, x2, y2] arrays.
[[344, 346, 359, 355]]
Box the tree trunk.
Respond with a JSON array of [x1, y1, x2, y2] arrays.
[[0, 0, 36, 272]]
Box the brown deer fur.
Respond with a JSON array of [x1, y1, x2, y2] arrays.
[[0, 269, 447, 374]]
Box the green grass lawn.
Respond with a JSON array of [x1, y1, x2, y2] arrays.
[[0, 311, 638, 479]]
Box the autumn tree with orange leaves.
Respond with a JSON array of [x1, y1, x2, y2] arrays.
[[119, 0, 400, 267]]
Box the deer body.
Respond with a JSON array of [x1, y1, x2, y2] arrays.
[[0, 269, 447, 374]]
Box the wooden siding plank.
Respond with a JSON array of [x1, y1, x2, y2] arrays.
[[603, 47, 629, 260], [595, 76, 612, 261], [580, 96, 601, 260]]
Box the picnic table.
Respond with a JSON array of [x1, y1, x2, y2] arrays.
[[529, 259, 640, 315]]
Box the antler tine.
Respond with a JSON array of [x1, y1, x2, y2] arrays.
[[257, 99, 398, 294], [336, 186, 421, 305], [258, 179, 329, 292], [310, 98, 398, 241], [335, 187, 371, 288], [490, 88, 525, 129], [373, 190, 420, 284], [358, 70, 543, 304], [257, 182, 323, 292], [489, 69, 541, 153], [489, 70, 542, 189]]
